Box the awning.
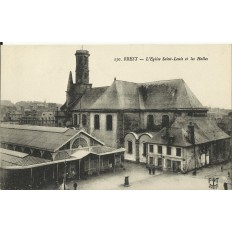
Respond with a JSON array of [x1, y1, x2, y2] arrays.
[[90, 146, 125, 156], [71, 149, 90, 159]]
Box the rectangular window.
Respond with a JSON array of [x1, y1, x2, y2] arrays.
[[167, 146, 171, 155], [149, 145, 154, 153], [167, 159, 172, 169], [158, 145, 162, 154], [158, 158, 162, 166], [176, 148, 181, 157], [128, 141, 133, 154], [143, 143, 147, 156], [106, 115, 113, 131], [149, 157, 154, 165], [94, 114, 100, 130]]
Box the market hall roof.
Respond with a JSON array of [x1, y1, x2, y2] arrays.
[[0, 148, 50, 169], [0, 146, 125, 170], [0, 148, 85, 170], [90, 146, 125, 155], [69, 79, 207, 111], [0, 124, 104, 152]]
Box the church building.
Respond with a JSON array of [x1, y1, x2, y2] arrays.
[[55, 49, 230, 168]]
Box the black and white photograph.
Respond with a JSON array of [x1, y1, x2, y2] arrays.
[[1, 44, 231, 190], [1, 1, 232, 232]]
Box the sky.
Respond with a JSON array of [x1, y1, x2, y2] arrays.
[[1, 44, 231, 109]]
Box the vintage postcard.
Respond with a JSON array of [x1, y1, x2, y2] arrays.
[[0, 44, 231, 190]]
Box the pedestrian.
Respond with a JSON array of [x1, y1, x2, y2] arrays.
[[148, 167, 151, 175], [73, 182, 78, 190], [152, 166, 155, 175], [228, 171, 230, 177], [221, 166, 223, 172]]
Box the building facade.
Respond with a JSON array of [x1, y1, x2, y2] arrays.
[[56, 49, 210, 149], [125, 117, 230, 172], [0, 124, 125, 189]]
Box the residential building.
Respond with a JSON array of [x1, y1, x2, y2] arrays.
[[125, 117, 230, 172]]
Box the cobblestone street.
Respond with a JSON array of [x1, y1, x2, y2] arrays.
[[47, 161, 232, 190]]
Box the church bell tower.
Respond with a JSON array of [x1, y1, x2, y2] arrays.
[[75, 50, 90, 84]]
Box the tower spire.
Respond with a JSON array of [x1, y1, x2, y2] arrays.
[[67, 71, 73, 91]]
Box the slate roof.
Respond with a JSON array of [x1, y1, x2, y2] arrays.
[[70, 79, 206, 111], [138, 79, 203, 110], [62, 86, 108, 110], [90, 81, 140, 110], [0, 148, 50, 169], [172, 117, 231, 145], [0, 124, 103, 152], [148, 117, 230, 147], [149, 128, 191, 147]]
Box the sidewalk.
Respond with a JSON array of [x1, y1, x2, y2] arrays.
[[44, 161, 232, 190]]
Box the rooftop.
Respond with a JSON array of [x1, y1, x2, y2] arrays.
[[0, 124, 103, 152], [69, 79, 206, 111], [131, 117, 230, 147]]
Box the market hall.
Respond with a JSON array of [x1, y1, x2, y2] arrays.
[[0, 124, 125, 189]]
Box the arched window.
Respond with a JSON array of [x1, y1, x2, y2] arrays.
[[127, 140, 133, 154], [73, 114, 78, 126], [24, 147, 31, 155], [162, 115, 170, 128], [72, 138, 88, 149], [15, 146, 21, 152], [82, 114, 87, 126], [106, 115, 113, 131], [33, 149, 41, 158], [147, 115, 154, 130], [94, 114, 100, 129], [43, 151, 53, 161]]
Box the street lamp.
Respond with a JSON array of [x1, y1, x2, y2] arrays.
[[63, 160, 67, 190], [188, 122, 196, 175]]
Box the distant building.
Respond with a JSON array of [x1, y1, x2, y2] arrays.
[[9, 111, 23, 121], [40, 111, 55, 121], [216, 112, 232, 136]]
